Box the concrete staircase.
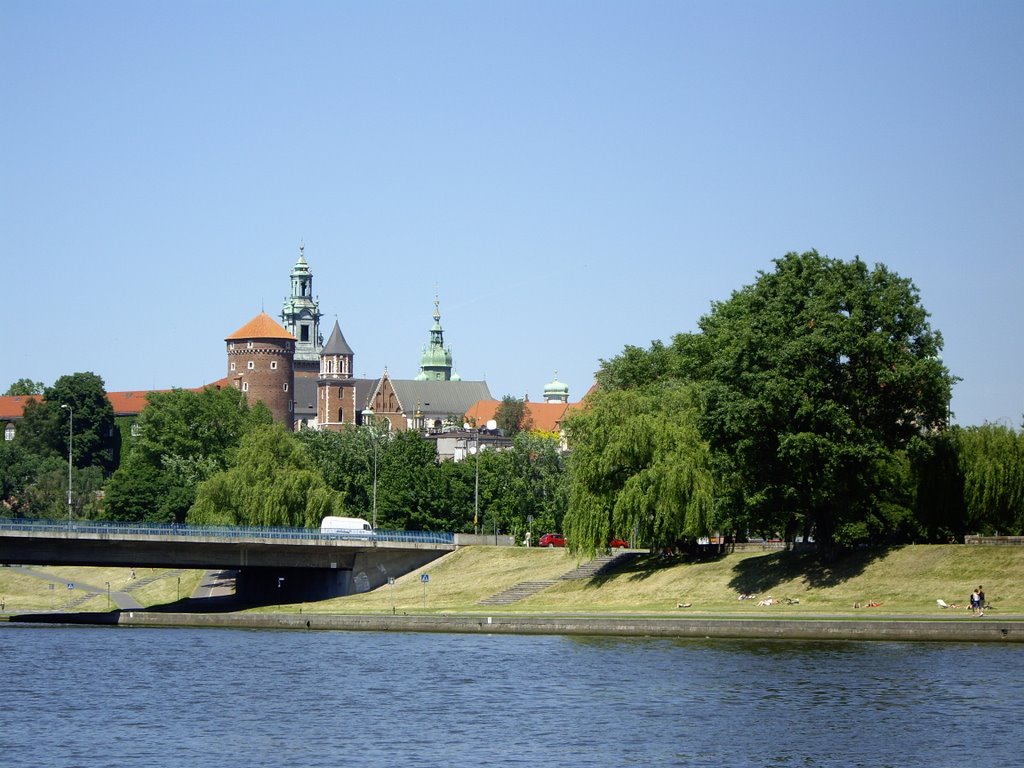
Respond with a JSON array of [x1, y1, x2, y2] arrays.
[[124, 568, 187, 594], [478, 551, 633, 606]]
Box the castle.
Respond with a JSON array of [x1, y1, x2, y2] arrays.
[[225, 245, 495, 432], [1, 246, 578, 442]]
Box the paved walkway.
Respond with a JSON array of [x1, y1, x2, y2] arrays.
[[10, 566, 143, 610], [192, 569, 237, 599]]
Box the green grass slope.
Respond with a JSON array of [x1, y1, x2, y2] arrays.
[[0, 566, 205, 613], [290, 544, 1023, 617], [3, 546, 1020, 617]]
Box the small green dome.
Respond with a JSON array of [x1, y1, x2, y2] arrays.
[[543, 374, 569, 402]]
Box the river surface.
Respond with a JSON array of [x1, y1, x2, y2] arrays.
[[1, 624, 1021, 767]]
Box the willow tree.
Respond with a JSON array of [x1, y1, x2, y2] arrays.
[[563, 383, 714, 557], [188, 423, 344, 528], [958, 423, 1024, 535]]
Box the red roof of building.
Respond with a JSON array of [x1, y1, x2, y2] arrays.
[[0, 378, 232, 422], [225, 312, 295, 342], [0, 395, 40, 420], [106, 390, 164, 415], [464, 399, 581, 434]]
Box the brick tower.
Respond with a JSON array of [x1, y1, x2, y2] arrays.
[[225, 312, 296, 429]]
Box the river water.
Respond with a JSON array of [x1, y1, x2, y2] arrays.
[[1, 625, 1021, 767]]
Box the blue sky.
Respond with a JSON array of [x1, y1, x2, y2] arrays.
[[3, 2, 1022, 427]]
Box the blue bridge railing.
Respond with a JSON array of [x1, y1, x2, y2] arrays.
[[0, 518, 454, 546]]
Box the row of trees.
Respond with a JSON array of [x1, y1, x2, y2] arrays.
[[1, 376, 567, 542], [3, 252, 1023, 555], [563, 251, 1023, 557]]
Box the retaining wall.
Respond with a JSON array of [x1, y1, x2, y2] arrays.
[[13, 611, 1020, 643]]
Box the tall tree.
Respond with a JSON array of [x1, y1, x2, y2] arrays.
[[957, 423, 1024, 535], [494, 395, 533, 437], [684, 251, 955, 554], [375, 430, 445, 530], [563, 383, 714, 557], [15, 372, 116, 471], [0, 441, 47, 516], [296, 424, 394, 524], [4, 378, 44, 396], [104, 386, 271, 523], [188, 423, 344, 527], [909, 430, 967, 542]]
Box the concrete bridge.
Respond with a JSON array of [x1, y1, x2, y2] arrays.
[[0, 519, 455, 603]]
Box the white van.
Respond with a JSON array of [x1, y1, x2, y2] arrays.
[[320, 516, 375, 540]]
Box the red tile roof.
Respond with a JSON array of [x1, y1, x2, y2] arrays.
[[225, 312, 295, 341], [464, 399, 581, 434], [0, 378, 232, 421], [0, 395, 40, 420], [106, 390, 163, 415]]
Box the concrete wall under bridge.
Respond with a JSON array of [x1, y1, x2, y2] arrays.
[[237, 548, 448, 603]]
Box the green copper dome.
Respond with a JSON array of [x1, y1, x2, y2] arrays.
[[417, 297, 457, 381], [543, 374, 569, 403]]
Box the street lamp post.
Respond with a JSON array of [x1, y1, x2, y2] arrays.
[[473, 430, 481, 536], [363, 408, 379, 530], [371, 432, 379, 530], [60, 404, 73, 523], [461, 423, 483, 536]]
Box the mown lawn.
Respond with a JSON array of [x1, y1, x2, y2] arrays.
[[3, 546, 1020, 617], [279, 544, 1024, 617], [0, 565, 205, 613]]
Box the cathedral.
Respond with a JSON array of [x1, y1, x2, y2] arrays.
[[225, 246, 493, 432], [1, 246, 579, 444]]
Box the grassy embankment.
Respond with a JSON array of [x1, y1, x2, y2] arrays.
[[2, 546, 1021, 618], [275, 544, 1024, 617], [0, 566, 205, 613]]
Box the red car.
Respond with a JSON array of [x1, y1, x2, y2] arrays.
[[538, 533, 566, 548], [609, 538, 630, 549]]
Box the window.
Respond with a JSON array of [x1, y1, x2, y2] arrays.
[[271, 360, 278, 370], [228, 342, 235, 350], [247, 361, 255, 370], [242, 382, 249, 392], [4, 424, 14, 441], [301, 325, 310, 342], [230, 362, 236, 372], [283, 383, 289, 392], [247, 341, 254, 349]]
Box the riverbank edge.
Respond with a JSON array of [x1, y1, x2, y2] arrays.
[[6, 610, 1023, 642]]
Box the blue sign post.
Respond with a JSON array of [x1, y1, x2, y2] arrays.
[[420, 573, 429, 610]]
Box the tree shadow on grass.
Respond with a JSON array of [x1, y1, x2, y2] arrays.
[[579, 546, 899, 594], [148, 593, 250, 612], [585, 550, 730, 588], [728, 546, 899, 595]]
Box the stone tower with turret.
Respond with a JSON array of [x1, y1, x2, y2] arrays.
[[317, 319, 358, 429], [225, 312, 296, 429], [279, 243, 323, 380]]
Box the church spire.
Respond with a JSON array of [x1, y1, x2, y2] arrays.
[[416, 294, 457, 381], [280, 242, 323, 364]]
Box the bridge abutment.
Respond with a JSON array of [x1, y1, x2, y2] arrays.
[[236, 549, 448, 603]]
